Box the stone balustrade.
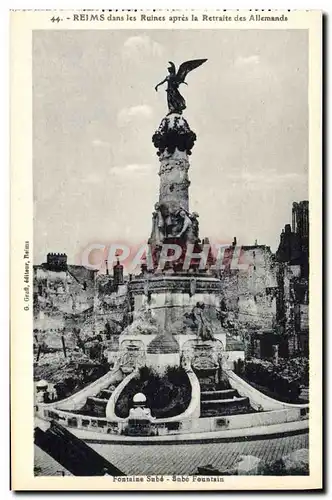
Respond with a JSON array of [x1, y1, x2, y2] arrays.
[[35, 401, 308, 438], [227, 370, 309, 411]]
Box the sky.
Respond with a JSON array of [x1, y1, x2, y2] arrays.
[[33, 29, 308, 264]]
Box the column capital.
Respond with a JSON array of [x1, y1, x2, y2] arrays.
[[152, 114, 196, 156]]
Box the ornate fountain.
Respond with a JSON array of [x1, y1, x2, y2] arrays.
[[119, 59, 228, 376], [34, 61, 308, 443]]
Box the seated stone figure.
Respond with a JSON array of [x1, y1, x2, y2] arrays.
[[173, 209, 192, 239], [171, 303, 216, 338], [161, 206, 193, 241], [192, 302, 215, 341], [187, 212, 200, 243]]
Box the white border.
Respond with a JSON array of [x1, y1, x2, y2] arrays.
[[5, 2, 326, 496]]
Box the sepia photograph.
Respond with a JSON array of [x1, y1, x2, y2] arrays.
[[10, 10, 322, 490]]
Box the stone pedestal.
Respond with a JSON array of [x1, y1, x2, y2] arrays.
[[121, 113, 226, 371], [129, 275, 224, 334]]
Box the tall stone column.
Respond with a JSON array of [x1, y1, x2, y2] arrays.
[[158, 149, 190, 213], [148, 113, 207, 272], [152, 114, 196, 216]]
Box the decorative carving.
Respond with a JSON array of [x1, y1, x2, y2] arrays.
[[187, 212, 200, 244], [159, 180, 191, 209], [192, 344, 219, 370], [180, 351, 192, 370], [159, 158, 189, 176], [152, 115, 196, 156], [181, 338, 224, 371], [149, 202, 165, 247], [191, 302, 215, 341], [173, 209, 192, 240], [217, 297, 228, 326], [118, 340, 145, 372]]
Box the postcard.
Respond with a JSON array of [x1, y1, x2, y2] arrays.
[[10, 9, 322, 490]]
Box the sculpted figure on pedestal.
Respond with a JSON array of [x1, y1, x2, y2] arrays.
[[187, 211, 200, 243], [180, 351, 192, 370], [149, 202, 165, 246], [173, 209, 192, 240], [217, 297, 228, 326], [155, 59, 207, 115], [163, 206, 176, 238], [192, 302, 215, 341]]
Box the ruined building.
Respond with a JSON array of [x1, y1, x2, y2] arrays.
[[221, 242, 277, 332], [33, 253, 96, 330], [275, 201, 309, 356], [33, 253, 130, 351]]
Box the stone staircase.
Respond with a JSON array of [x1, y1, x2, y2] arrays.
[[299, 387, 309, 402], [200, 390, 251, 417], [197, 371, 252, 418], [201, 389, 238, 401], [71, 382, 119, 417]]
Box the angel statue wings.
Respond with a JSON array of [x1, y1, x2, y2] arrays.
[[155, 59, 207, 115]]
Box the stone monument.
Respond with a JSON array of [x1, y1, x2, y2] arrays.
[[125, 60, 227, 371], [149, 113, 200, 269]]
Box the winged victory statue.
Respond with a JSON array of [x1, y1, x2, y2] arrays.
[[155, 59, 207, 115]]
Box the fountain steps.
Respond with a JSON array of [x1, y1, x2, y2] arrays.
[[70, 383, 118, 418], [98, 389, 114, 399], [197, 372, 253, 418], [201, 396, 248, 406], [200, 396, 251, 417], [201, 389, 238, 401]]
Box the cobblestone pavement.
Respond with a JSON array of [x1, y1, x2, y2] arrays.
[[91, 433, 308, 475], [35, 433, 308, 476], [34, 446, 72, 476]]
